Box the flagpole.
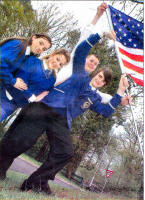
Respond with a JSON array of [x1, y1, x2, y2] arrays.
[[89, 137, 112, 187], [105, 5, 143, 157]]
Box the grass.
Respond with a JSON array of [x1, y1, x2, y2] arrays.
[[0, 170, 138, 200], [20, 153, 80, 188]]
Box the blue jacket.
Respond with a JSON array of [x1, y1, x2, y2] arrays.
[[0, 39, 26, 85], [6, 56, 56, 107], [41, 33, 122, 128]]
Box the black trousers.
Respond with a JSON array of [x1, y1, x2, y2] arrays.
[[0, 102, 74, 187]]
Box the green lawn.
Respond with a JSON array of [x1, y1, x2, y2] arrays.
[[20, 153, 80, 188], [0, 170, 138, 200]]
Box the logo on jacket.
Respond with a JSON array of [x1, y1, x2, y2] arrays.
[[81, 98, 93, 109]]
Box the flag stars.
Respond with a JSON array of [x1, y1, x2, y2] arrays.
[[141, 29, 144, 33], [137, 24, 140, 27], [132, 25, 135, 28], [133, 44, 137, 47], [124, 24, 127, 28], [128, 38, 132, 42], [128, 19, 131, 22], [119, 18, 122, 22], [136, 31, 139, 35], [114, 23, 116, 26], [124, 33, 127, 36], [119, 28, 122, 31], [120, 36, 122, 39], [124, 42, 127, 46]]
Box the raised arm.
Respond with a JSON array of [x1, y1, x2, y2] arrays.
[[55, 3, 108, 86], [90, 75, 129, 117]]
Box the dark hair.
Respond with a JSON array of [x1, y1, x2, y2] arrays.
[[42, 48, 70, 65], [87, 54, 99, 60], [0, 33, 52, 59], [92, 67, 113, 86]]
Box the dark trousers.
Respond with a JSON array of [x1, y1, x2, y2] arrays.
[[0, 102, 74, 187]]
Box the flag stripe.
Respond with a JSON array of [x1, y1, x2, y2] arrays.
[[120, 54, 143, 68], [119, 47, 144, 62], [129, 75, 144, 86], [116, 41, 143, 55], [122, 59, 144, 74], [120, 64, 143, 80]]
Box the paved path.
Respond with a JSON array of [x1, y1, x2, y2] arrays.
[[9, 157, 80, 190]]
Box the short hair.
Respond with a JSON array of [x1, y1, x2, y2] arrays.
[[87, 54, 99, 60], [42, 49, 70, 65], [92, 67, 113, 86]]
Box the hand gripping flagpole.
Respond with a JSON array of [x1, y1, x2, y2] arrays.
[[104, 5, 143, 157]]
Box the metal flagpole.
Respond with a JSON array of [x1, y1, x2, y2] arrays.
[[89, 137, 112, 187], [104, 4, 143, 157]]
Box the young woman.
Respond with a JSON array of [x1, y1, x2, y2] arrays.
[[0, 33, 52, 120], [1, 49, 70, 121], [0, 32, 129, 195]]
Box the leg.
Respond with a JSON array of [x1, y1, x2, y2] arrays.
[[0, 102, 49, 178], [21, 110, 74, 194]]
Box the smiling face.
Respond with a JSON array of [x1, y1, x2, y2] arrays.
[[90, 71, 106, 88], [46, 54, 67, 70], [85, 55, 99, 73], [30, 36, 51, 55]]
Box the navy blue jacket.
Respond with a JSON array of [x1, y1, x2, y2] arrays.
[[6, 56, 56, 106], [41, 33, 122, 128], [0, 39, 26, 85]]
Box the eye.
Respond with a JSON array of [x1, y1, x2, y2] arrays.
[[39, 41, 44, 46]]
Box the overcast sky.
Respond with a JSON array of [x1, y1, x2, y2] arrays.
[[31, 1, 110, 32]]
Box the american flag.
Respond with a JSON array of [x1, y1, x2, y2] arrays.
[[108, 5, 144, 86]]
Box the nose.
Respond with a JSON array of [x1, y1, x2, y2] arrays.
[[39, 47, 44, 54]]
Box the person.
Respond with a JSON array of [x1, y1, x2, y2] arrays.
[[0, 49, 70, 121], [0, 33, 52, 120], [0, 30, 130, 196]]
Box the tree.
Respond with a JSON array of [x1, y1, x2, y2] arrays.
[[0, 0, 35, 39]]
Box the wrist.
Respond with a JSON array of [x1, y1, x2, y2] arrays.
[[117, 89, 124, 97]]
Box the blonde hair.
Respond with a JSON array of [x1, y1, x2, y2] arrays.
[[42, 49, 70, 65]]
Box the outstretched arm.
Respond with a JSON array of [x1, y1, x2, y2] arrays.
[[90, 75, 129, 117], [55, 3, 108, 86]]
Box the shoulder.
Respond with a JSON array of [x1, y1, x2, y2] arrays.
[[1, 39, 22, 48]]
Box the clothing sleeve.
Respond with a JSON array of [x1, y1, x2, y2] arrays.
[[73, 33, 101, 74], [90, 93, 122, 117], [15, 58, 35, 99], [97, 90, 113, 104], [0, 40, 22, 85]]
